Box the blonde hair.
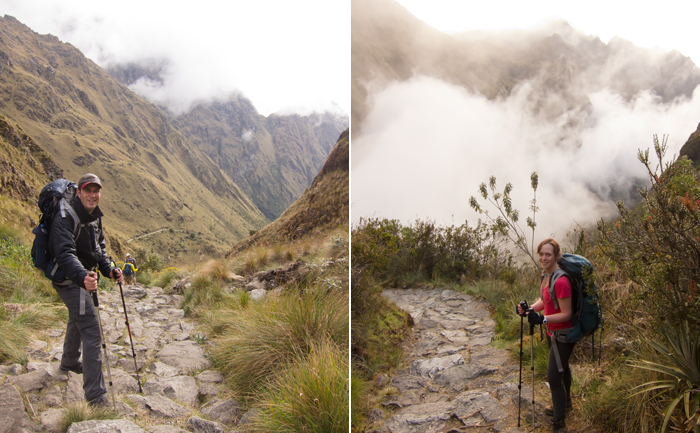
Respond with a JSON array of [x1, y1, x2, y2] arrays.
[[537, 237, 561, 258]]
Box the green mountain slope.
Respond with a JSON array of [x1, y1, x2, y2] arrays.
[[228, 128, 349, 255], [0, 15, 267, 259]]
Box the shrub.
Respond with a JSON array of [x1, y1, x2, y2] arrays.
[[351, 218, 512, 286], [151, 267, 181, 289], [139, 252, 164, 272], [0, 303, 63, 363], [198, 260, 229, 282], [181, 276, 226, 315], [135, 270, 153, 286], [0, 235, 58, 303], [599, 135, 700, 333], [351, 269, 410, 377], [629, 321, 700, 432]]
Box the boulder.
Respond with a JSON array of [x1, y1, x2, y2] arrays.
[[40, 408, 65, 433], [156, 341, 209, 373], [0, 384, 41, 432], [141, 394, 190, 418], [202, 398, 239, 424], [67, 419, 146, 433], [187, 416, 224, 433], [9, 368, 50, 392]]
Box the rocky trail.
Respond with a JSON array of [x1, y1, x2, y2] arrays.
[[0, 284, 251, 433], [368, 287, 544, 433]]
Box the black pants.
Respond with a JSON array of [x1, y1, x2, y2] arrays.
[[547, 336, 576, 421]]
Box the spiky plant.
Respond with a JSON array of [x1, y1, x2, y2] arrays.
[[629, 321, 700, 433]]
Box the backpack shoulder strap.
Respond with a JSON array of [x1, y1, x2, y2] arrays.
[[59, 198, 83, 237], [548, 269, 569, 310]]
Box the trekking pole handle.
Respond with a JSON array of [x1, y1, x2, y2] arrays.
[[91, 290, 99, 307], [517, 300, 529, 317]]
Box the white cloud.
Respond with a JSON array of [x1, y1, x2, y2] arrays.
[[241, 130, 254, 142], [351, 76, 700, 240], [2, 0, 350, 116]]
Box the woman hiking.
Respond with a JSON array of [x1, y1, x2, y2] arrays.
[[517, 238, 574, 433]]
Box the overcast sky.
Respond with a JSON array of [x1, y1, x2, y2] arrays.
[[1, 0, 349, 117], [395, 0, 700, 67]]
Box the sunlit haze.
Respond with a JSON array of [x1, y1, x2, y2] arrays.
[[352, 0, 700, 246], [395, 0, 700, 67]]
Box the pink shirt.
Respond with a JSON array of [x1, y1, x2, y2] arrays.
[[542, 275, 573, 334]]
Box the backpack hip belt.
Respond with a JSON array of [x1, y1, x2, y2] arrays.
[[551, 326, 575, 373]]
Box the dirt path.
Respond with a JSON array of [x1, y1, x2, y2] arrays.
[[127, 228, 185, 243]]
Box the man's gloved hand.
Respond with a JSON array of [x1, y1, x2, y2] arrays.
[[111, 267, 123, 282], [516, 300, 529, 317], [527, 310, 545, 325]]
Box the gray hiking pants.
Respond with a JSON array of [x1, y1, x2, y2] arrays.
[[53, 282, 106, 402]]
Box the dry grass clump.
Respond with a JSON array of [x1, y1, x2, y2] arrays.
[[196, 259, 233, 282], [207, 287, 348, 395]]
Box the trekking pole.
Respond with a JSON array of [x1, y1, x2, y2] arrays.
[[518, 314, 524, 427], [516, 300, 528, 427], [91, 290, 116, 411], [117, 281, 143, 393], [530, 318, 536, 430]]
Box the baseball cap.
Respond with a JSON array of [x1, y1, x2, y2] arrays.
[[78, 173, 102, 190]]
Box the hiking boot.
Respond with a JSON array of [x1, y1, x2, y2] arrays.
[[544, 400, 572, 417], [88, 395, 110, 408], [59, 362, 83, 374], [552, 419, 569, 433]]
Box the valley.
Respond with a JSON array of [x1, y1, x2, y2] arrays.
[[0, 14, 347, 265]]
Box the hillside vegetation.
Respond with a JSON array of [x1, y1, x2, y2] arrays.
[[353, 133, 700, 432], [0, 128, 349, 431], [0, 15, 347, 264]]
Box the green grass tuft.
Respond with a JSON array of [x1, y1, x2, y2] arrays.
[[58, 401, 119, 433], [251, 340, 349, 432]]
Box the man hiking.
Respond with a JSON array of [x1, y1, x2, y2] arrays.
[[48, 173, 123, 408], [122, 255, 138, 285]]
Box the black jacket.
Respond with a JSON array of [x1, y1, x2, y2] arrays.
[[48, 196, 112, 288]]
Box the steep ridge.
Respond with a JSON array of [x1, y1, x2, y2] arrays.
[[171, 95, 348, 220], [227, 128, 349, 255], [680, 122, 700, 169], [352, 0, 700, 136], [0, 15, 267, 258]]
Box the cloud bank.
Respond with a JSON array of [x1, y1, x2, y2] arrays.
[[2, 0, 350, 116], [351, 75, 700, 242]]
